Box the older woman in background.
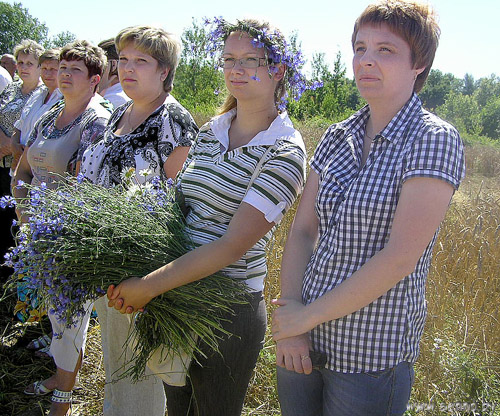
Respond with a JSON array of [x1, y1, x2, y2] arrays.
[[0, 40, 43, 280], [11, 48, 63, 174], [10, 48, 63, 355], [14, 40, 111, 416], [80, 26, 197, 416]]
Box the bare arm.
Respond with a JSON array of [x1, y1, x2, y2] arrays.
[[108, 201, 275, 313], [270, 171, 320, 374], [163, 146, 190, 179], [10, 128, 24, 168], [272, 177, 455, 346], [278, 171, 320, 300]]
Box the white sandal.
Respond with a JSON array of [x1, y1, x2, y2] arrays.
[[24, 380, 54, 396], [26, 334, 52, 350]]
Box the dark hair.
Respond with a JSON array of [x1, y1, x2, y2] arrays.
[[98, 38, 119, 60], [60, 40, 107, 78], [98, 38, 119, 77], [352, 0, 440, 92]]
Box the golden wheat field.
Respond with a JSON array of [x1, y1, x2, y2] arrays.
[[1, 121, 499, 415]]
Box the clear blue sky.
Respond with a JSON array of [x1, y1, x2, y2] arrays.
[[7, 0, 499, 80]]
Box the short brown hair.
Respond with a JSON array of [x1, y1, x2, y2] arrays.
[[352, 0, 440, 92], [60, 40, 107, 78], [13, 39, 44, 61], [98, 38, 119, 77], [39, 48, 60, 65], [115, 26, 181, 94]]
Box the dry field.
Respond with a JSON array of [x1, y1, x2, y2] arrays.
[[1, 123, 499, 415]]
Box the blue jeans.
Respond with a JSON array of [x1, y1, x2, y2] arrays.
[[277, 361, 414, 416], [164, 291, 267, 416]]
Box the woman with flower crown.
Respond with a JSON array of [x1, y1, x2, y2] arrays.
[[107, 18, 311, 416]]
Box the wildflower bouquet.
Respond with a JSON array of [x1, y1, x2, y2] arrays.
[[2, 170, 249, 381]]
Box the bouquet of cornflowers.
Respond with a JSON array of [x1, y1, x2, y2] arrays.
[[203, 17, 323, 111], [2, 169, 249, 381]]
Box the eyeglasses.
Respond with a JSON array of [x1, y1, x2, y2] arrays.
[[219, 57, 270, 69]]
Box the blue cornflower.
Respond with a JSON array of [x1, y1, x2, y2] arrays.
[[0, 195, 16, 208]]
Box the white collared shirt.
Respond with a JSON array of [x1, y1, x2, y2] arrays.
[[179, 110, 306, 291]]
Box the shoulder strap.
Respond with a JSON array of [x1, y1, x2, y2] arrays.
[[244, 145, 275, 197]]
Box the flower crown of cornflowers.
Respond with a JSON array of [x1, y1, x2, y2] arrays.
[[204, 17, 322, 111]]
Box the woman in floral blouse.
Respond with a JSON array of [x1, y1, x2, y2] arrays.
[[80, 26, 198, 416]]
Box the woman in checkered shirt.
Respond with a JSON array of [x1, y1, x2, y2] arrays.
[[272, 1, 466, 415]]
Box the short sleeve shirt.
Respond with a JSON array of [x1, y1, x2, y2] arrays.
[[304, 93, 466, 372], [81, 98, 197, 187], [27, 95, 112, 188], [14, 86, 63, 145], [179, 109, 306, 291]]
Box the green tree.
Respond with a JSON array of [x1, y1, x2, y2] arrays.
[[173, 18, 223, 114], [437, 91, 482, 136], [419, 69, 462, 111], [474, 75, 500, 107], [480, 97, 500, 139], [462, 73, 477, 96], [49, 31, 76, 48], [0, 2, 48, 53], [290, 51, 361, 121]]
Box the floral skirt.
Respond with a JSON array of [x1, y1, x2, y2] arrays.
[[15, 277, 46, 323]]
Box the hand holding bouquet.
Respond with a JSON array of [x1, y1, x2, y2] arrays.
[[2, 169, 249, 381]]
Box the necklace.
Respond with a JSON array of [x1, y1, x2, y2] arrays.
[[125, 105, 138, 133]]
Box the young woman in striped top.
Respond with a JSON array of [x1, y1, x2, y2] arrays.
[[107, 19, 307, 416]]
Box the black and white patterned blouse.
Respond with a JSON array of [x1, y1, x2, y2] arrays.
[[81, 97, 198, 187], [303, 93, 465, 373]]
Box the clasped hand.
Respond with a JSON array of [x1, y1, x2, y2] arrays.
[[271, 298, 313, 341], [107, 277, 153, 314], [272, 298, 317, 374]]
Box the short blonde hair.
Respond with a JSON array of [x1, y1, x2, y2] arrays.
[[352, 0, 440, 93], [115, 26, 181, 94], [13, 39, 44, 62]]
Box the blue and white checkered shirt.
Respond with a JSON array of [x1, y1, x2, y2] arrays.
[[303, 93, 465, 373]]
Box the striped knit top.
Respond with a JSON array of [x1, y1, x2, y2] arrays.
[[179, 109, 306, 291]]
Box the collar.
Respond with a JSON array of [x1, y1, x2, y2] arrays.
[[103, 83, 124, 95], [210, 108, 304, 154], [337, 93, 422, 144]]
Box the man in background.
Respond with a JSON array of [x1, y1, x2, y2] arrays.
[[0, 54, 17, 79], [97, 38, 130, 108], [0, 64, 12, 94]]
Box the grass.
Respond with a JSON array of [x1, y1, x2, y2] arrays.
[[1, 119, 500, 415]]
